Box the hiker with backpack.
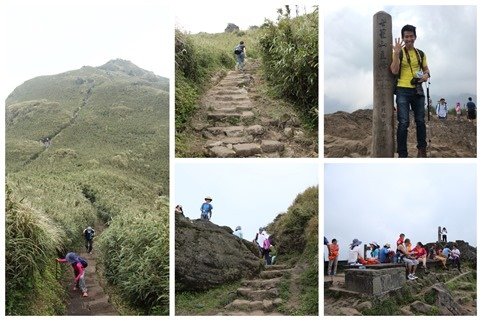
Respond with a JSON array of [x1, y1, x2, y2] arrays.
[[233, 41, 246, 71], [233, 225, 243, 239], [200, 196, 213, 220], [391, 24, 431, 158], [83, 226, 95, 254], [56, 252, 89, 297], [262, 231, 272, 265], [254, 227, 266, 258], [466, 97, 476, 122], [436, 98, 448, 120]]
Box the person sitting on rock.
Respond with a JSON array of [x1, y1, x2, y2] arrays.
[[411, 242, 429, 273], [394, 233, 405, 263], [233, 225, 243, 239], [449, 244, 462, 272], [379, 243, 395, 263], [369, 242, 380, 258], [200, 196, 213, 220], [397, 238, 419, 280], [348, 239, 365, 266], [434, 246, 448, 269]]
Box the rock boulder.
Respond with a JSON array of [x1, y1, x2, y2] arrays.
[[175, 213, 263, 291]]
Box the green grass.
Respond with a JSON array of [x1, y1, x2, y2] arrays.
[[175, 281, 241, 315], [5, 60, 170, 315]]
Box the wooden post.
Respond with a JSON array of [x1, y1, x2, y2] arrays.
[[371, 11, 394, 157]]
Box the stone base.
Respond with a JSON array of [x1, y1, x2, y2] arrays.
[[345, 267, 406, 295]]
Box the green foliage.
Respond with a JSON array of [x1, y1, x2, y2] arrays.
[[258, 6, 318, 128], [175, 281, 241, 315], [363, 298, 400, 315], [5, 185, 66, 315], [98, 198, 169, 315], [5, 60, 170, 315], [175, 28, 261, 132]]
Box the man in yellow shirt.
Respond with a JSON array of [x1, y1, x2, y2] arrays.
[[391, 25, 431, 158]]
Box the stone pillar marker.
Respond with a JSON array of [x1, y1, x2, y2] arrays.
[[438, 226, 442, 242], [372, 11, 394, 157]]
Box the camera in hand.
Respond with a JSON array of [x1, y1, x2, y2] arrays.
[[410, 77, 420, 85]]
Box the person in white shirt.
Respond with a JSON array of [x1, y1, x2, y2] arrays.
[[397, 238, 419, 280], [436, 98, 448, 120], [233, 226, 243, 239], [348, 239, 364, 265], [449, 244, 461, 272]]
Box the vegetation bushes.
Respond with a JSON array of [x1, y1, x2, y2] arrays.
[[258, 6, 318, 128], [267, 186, 318, 315], [98, 198, 169, 314]]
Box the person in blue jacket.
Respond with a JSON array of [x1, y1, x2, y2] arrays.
[[200, 196, 213, 220]]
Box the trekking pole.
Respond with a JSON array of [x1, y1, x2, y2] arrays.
[[426, 79, 432, 157]]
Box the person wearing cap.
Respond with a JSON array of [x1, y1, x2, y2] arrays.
[[328, 239, 339, 275], [56, 252, 88, 297], [369, 242, 380, 259], [233, 226, 243, 239], [348, 239, 364, 265], [466, 97, 476, 122], [379, 243, 393, 263], [436, 98, 448, 120], [200, 196, 213, 220], [397, 238, 419, 280]]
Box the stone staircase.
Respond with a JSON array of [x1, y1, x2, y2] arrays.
[[67, 251, 118, 316], [220, 264, 291, 315], [201, 69, 287, 158]]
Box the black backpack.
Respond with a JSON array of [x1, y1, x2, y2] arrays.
[[392, 48, 424, 95], [234, 45, 242, 55], [78, 257, 88, 268]]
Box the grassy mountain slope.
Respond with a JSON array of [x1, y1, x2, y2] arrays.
[[5, 59, 170, 315]]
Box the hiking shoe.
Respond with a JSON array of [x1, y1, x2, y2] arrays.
[[411, 275, 418, 279], [407, 275, 415, 280], [417, 147, 427, 158], [82, 292, 88, 297]]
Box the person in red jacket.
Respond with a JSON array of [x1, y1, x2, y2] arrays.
[[56, 252, 88, 297], [411, 242, 429, 273], [328, 239, 339, 276]]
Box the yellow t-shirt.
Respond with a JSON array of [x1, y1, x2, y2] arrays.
[[397, 48, 427, 88]]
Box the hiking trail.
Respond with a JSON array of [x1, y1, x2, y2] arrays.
[[180, 59, 317, 157], [64, 225, 118, 316], [218, 264, 291, 316]]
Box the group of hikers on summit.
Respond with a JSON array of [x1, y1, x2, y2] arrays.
[[325, 230, 462, 280], [55, 226, 96, 298], [391, 24, 476, 158]]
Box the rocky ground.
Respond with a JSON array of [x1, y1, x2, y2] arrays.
[[324, 266, 476, 316], [177, 59, 318, 158], [325, 109, 476, 158]]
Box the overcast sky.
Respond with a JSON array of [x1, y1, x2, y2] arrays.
[[2, 0, 173, 103], [175, 161, 318, 242], [324, 5, 477, 113], [175, 1, 317, 33], [324, 163, 477, 261]]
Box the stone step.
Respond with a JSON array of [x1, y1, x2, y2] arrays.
[[260, 269, 292, 279], [261, 140, 285, 153], [206, 125, 264, 137], [206, 135, 254, 146], [225, 298, 281, 312], [207, 146, 236, 158], [237, 287, 279, 301], [212, 89, 248, 95], [207, 111, 254, 121], [213, 95, 250, 102], [242, 277, 283, 290], [212, 104, 252, 112], [232, 143, 262, 157]]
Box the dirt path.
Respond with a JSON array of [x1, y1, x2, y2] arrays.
[[179, 59, 317, 157], [65, 227, 118, 315], [216, 264, 291, 316]]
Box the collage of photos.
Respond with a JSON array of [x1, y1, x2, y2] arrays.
[[2, 0, 478, 319]]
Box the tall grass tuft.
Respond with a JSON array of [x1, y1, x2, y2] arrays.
[[98, 197, 170, 315], [5, 184, 66, 315], [258, 6, 319, 128]]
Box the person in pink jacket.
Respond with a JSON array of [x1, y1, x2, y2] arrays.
[[56, 252, 88, 297]]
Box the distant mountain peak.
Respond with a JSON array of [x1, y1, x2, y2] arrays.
[[98, 59, 160, 81]]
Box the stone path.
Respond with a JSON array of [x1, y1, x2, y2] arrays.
[[191, 60, 314, 158], [66, 248, 118, 315], [219, 264, 291, 315]]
